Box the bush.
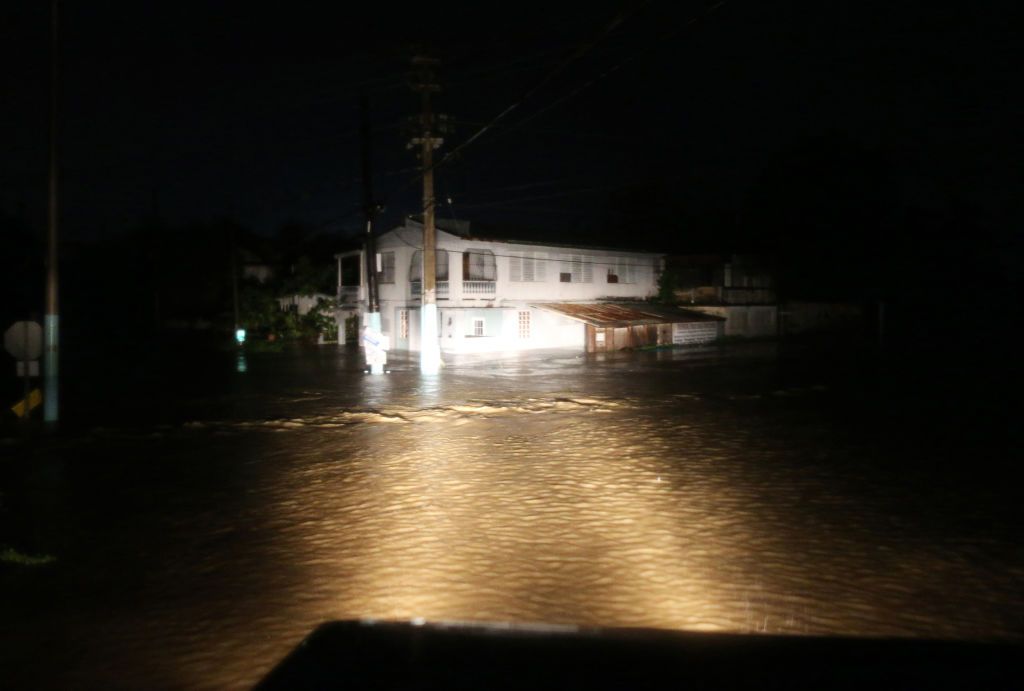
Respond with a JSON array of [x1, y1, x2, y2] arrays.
[[656, 268, 679, 304], [304, 297, 338, 342]]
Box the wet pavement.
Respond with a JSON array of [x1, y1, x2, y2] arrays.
[[1, 341, 1022, 689]]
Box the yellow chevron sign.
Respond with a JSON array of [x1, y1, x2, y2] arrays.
[[11, 388, 42, 419]]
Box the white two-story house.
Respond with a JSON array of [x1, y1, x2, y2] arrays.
[[336, 218, 722, 354]]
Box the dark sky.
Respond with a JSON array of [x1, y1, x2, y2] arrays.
[[3, 0, 1020, 250]]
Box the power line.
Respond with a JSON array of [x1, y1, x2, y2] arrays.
[[493, 0, 729, 141], [394, 0, 654, 197], [451, 118, 637, 143]]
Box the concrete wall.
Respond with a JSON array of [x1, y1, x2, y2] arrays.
[[671, 321, 723, 344], [439, 307, 583, 354], [384, 306, 585, 354], [689, 305, 778, 338]]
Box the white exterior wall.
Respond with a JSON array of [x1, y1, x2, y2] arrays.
[[345, 221, 662, 354]]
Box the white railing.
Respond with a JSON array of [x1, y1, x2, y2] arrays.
[[410, 281, 449, 298], [463, 280, 496, 295], [338, 287, 362, 305]]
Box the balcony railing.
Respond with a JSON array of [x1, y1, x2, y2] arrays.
[[338, 287, 362, 306], [462, 280, 496, 295], [410, 281, 449, 298]]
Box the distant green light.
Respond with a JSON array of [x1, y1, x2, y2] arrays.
[[236, 328, 247, 344]]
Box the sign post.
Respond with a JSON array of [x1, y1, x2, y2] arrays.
[[5, 321, 43, 420], [361, 324, 389, 374]]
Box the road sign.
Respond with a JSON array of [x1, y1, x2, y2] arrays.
[[5, 321, 42, 362], [11, 388, 42, 418], [362, 326, 389, 369], [362, 326, 381, 349]]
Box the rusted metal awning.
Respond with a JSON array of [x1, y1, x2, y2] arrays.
[[532, 303, 724, 328]]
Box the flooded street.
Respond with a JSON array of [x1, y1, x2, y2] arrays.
[[2, 342, 1022, 689]]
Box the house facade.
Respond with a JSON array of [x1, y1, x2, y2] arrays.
[[335, 219, 670, 354]]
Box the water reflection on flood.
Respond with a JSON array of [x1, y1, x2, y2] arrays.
[[7, 347, 1024, 689], [240, 394, 1019, 645]]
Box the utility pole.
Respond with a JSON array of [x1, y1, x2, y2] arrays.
[[360, 90, 383, 374], [44, 0, 59, 424], [408, 55, 446, 375], [230, 224, 240, 339]]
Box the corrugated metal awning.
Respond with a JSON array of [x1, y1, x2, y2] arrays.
[[532, 302, 724, 328]]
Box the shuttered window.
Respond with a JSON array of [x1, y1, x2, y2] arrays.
[[509, 252, 548, 282], [463, 249, 496, 281], [409, 250, 449, 282], [559, 254, 592, 283]]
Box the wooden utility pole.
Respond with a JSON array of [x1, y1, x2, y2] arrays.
[[409, 56, 446, 374], [360, 90, 384, 374], [360, 91, 379, 316]]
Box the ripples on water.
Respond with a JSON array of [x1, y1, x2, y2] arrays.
[[4, 348, 1023, 688]]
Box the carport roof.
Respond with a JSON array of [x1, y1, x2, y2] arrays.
[[532, 303, 724, 328]]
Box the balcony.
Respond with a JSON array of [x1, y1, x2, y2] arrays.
[[410, 281, 449, 299], [462, 280, 496, 295], [338, 286, 362, 306]]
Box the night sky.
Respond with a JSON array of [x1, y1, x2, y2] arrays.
[[3, 1, 1020, 253]]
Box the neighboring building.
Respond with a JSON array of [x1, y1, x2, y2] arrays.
[[334, 218, 722, 354], [671, 253, 776, 306], [670, 254, 866, 339], [670, 254, 779, 338]]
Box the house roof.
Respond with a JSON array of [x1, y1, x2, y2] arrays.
[[401, 218, 662, 256], [533, 302, 724, 328]]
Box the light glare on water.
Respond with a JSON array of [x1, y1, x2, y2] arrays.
[[4, 346, 1022, 689]]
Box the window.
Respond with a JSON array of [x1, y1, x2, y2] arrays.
[[399, 309, 409, 339], [510, 252, 547, 282], [377, 251, 395, 283], [436, 250, 449, 281], [472, 318, 485, 337], [518, 311, 530, 339], [409, 251, 420, 282], [463, 249, 496, 281], [409, 250, 449, 282], [607, 257, 636, 284], [559, 254, 592, 283], [340, 255, 361, 287]]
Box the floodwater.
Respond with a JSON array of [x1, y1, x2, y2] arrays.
[[2, 342, 1022, 689]]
